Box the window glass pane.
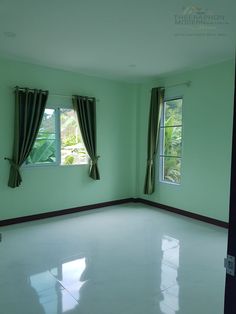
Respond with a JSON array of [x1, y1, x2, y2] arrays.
[[26, 109, 56, 164], [164, 127, 182, 157], [60, 109, 88, 165], [163, 157, 181, 184], [164, 99, 182, 126]]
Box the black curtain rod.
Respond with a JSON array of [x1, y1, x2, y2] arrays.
[[151, 80, 192, 91], [12, 87, 98, 101], [15, 86, 48, 94], [72, 94, 96, 100]]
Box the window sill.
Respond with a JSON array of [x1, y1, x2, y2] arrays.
[[24, 162, 89, 169], [159, 180, 181, 186]]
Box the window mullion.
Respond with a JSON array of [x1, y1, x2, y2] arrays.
[[161, 125, 182, 128]]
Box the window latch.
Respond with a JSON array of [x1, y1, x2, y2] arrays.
[[224, 255, 235, 276]]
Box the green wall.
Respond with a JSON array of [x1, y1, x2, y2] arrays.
[[0, 58, 137, 220], [0, 58, 235, 222], [136, 60, 235, 222]]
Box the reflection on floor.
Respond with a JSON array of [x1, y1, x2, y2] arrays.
[[160, 236, 180, 313], [0, 204, 227, 314]]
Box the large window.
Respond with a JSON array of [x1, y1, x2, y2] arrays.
[[26, 108, 88, 166], [159, 98, 182, 184]]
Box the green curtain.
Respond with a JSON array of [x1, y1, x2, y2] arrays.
[[6, 87, 48, 188], [144, 87, 164, 194], [73, 95, 100, 180]]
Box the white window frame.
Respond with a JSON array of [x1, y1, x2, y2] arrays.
[[25, 97, 89, 167], [159, 97, 183, 185]]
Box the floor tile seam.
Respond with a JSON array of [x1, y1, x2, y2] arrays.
[[47, 271, 79, 304], [160, 283, 178, 293]]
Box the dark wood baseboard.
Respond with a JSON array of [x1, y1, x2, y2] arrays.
[[136, 198, 229, 229], [0, 197, 228, 229], [0, 198, 135, 227]]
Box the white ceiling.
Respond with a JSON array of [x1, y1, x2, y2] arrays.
[[0, 0, 235, 82]]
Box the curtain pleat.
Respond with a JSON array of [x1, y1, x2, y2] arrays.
[[73, 96, 100, 180], [6, 87, 48, 188], [144, 87, 164, 194]]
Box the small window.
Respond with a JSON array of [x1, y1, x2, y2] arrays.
[[159, 98, 183, 184], [26, 108, 88, 166]]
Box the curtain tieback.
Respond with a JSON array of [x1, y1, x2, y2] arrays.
[[147, 159, 154, 166], [91, 156, 100, 165], [4, 158, 20, 170]]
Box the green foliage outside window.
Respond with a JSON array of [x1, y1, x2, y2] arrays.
[[27, 108, 88, 165], [26, 133, 56, 164], [26, 109, 56, 164], [161, 99, 182, 184]]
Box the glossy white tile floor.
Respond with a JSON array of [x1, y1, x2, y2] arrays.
[[0, 204, 227, 314]]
